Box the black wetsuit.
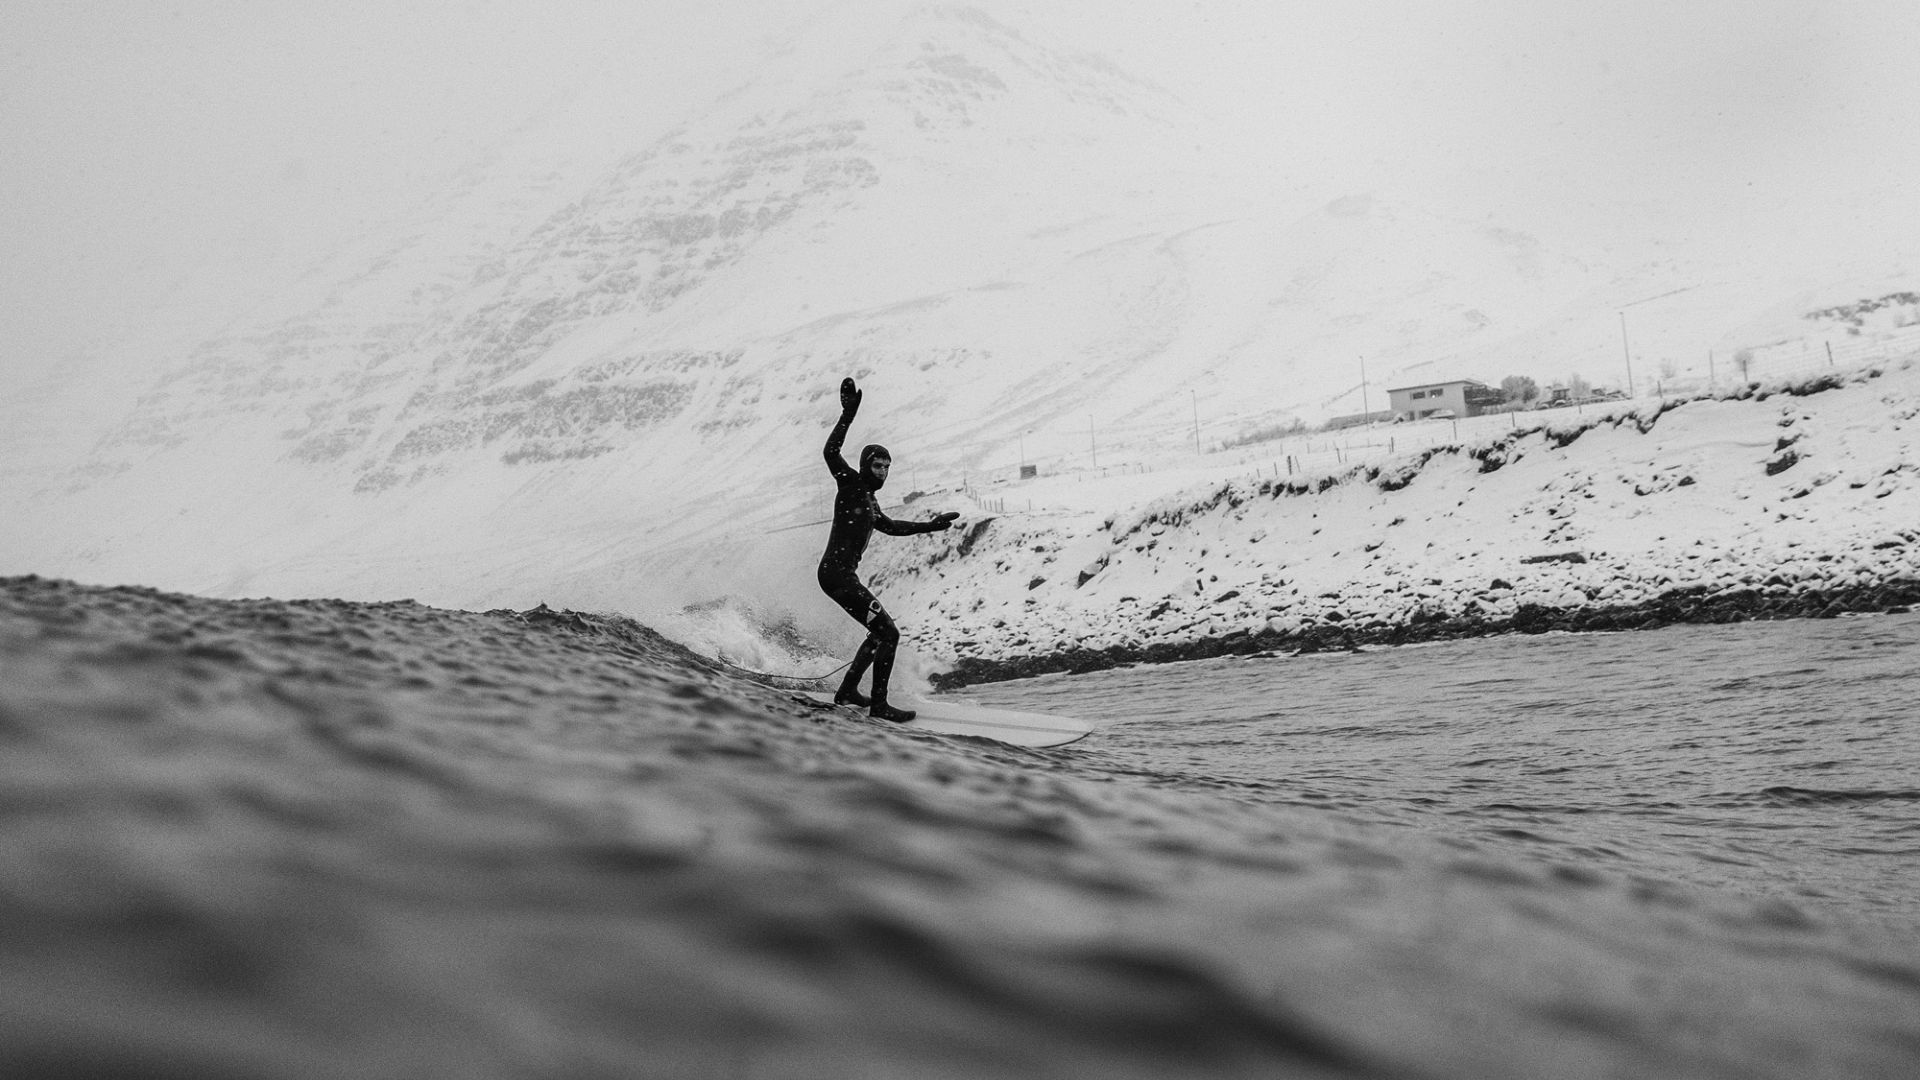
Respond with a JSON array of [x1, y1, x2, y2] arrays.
[[818, 411, 944, 709]]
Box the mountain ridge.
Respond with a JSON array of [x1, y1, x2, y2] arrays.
[[7, 4, 1917, 621]]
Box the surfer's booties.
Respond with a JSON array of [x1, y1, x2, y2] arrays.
[[870, 700, 916, 723], [833, 688, 871, 707]]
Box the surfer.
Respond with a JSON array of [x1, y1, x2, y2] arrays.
[[819, 377, 959, 722]]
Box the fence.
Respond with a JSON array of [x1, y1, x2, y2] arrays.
[[949, 325, 1920, 511]]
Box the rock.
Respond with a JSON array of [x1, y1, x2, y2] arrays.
[[1076, 555, 1109, 587]]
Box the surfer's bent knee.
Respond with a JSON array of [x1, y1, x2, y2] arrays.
[[867, 605, 900, 646]]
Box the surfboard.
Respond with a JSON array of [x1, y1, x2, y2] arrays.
[[800, 691, 1092, 748]]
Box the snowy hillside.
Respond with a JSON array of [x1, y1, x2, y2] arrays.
[[7, 5, 1209, 606], [6, 3, 1920, 638], [853, 357, 1920, 685]]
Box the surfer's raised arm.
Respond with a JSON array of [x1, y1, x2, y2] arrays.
[[824, 377, 862, 481]]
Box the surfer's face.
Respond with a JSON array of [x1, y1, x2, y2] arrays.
[[867, 458, 890, 487]]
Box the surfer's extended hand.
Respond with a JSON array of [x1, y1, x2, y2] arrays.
[[839, 377, 862, 417], [930, 511, 960, 531]]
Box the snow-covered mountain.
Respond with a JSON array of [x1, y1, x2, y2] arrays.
[[6, 4, 1916, 626]]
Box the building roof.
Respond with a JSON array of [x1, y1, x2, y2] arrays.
[[1383, 379, 1490, 394]]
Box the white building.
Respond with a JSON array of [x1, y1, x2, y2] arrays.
[[1385, 379, 1499, 420]]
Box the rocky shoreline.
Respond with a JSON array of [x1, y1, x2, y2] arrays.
[[930, 578, 1920, 688]]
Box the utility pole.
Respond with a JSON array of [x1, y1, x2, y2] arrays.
[[1190, 390, 1200, 453], [1089, 415, 1097, 468], [1618, 310, 1635, 398], [1359, 354, 1370, 422], [1616, 283, 1703, 398]]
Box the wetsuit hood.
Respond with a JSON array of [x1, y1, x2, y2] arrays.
[[859, 444, 890, 491]]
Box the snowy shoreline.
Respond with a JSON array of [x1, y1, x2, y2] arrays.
[[862, 359, 1920, 688], [927, 577, 1920, 688]]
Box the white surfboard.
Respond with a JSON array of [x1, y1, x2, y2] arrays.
[[801, 691, 1091, 748]]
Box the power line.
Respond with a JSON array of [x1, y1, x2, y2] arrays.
[[1622, 283, 1703, 309]]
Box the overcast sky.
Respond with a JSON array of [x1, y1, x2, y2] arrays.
[[6, 0, 1919, 380]]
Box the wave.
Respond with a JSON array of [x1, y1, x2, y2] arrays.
[[1755, 786, 1920, 806], [4, 573, 1920, 1078]]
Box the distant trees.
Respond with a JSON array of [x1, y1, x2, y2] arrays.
[[1220, 417, 1308, 450], [1499, 375, 1539, 404]]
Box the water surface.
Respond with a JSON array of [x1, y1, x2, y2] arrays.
[[959, 614, 1920, 930], [4, 576, 1918, 1079]]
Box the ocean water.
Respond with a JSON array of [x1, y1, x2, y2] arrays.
[[957, 614, 1920, 933], [3, 576, 1919, 1079]]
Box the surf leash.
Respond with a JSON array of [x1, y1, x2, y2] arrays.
[[708, 655, 852, 685]]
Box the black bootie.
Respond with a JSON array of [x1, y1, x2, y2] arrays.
[[834, 639, 876, 707], [869, 696, 916, 723]]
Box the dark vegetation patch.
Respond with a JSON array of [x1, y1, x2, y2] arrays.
[[1805, 291, 1920, 329], [955, 518, 995, 558]]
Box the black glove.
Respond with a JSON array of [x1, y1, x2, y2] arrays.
[[930, 511, 960, 531], [839, 377, 862, 417]]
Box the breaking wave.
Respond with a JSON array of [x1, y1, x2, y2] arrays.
[[3, 574, 1918, 1079]]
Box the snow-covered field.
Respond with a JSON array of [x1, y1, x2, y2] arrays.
[[851, 356, 1920, 684]]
